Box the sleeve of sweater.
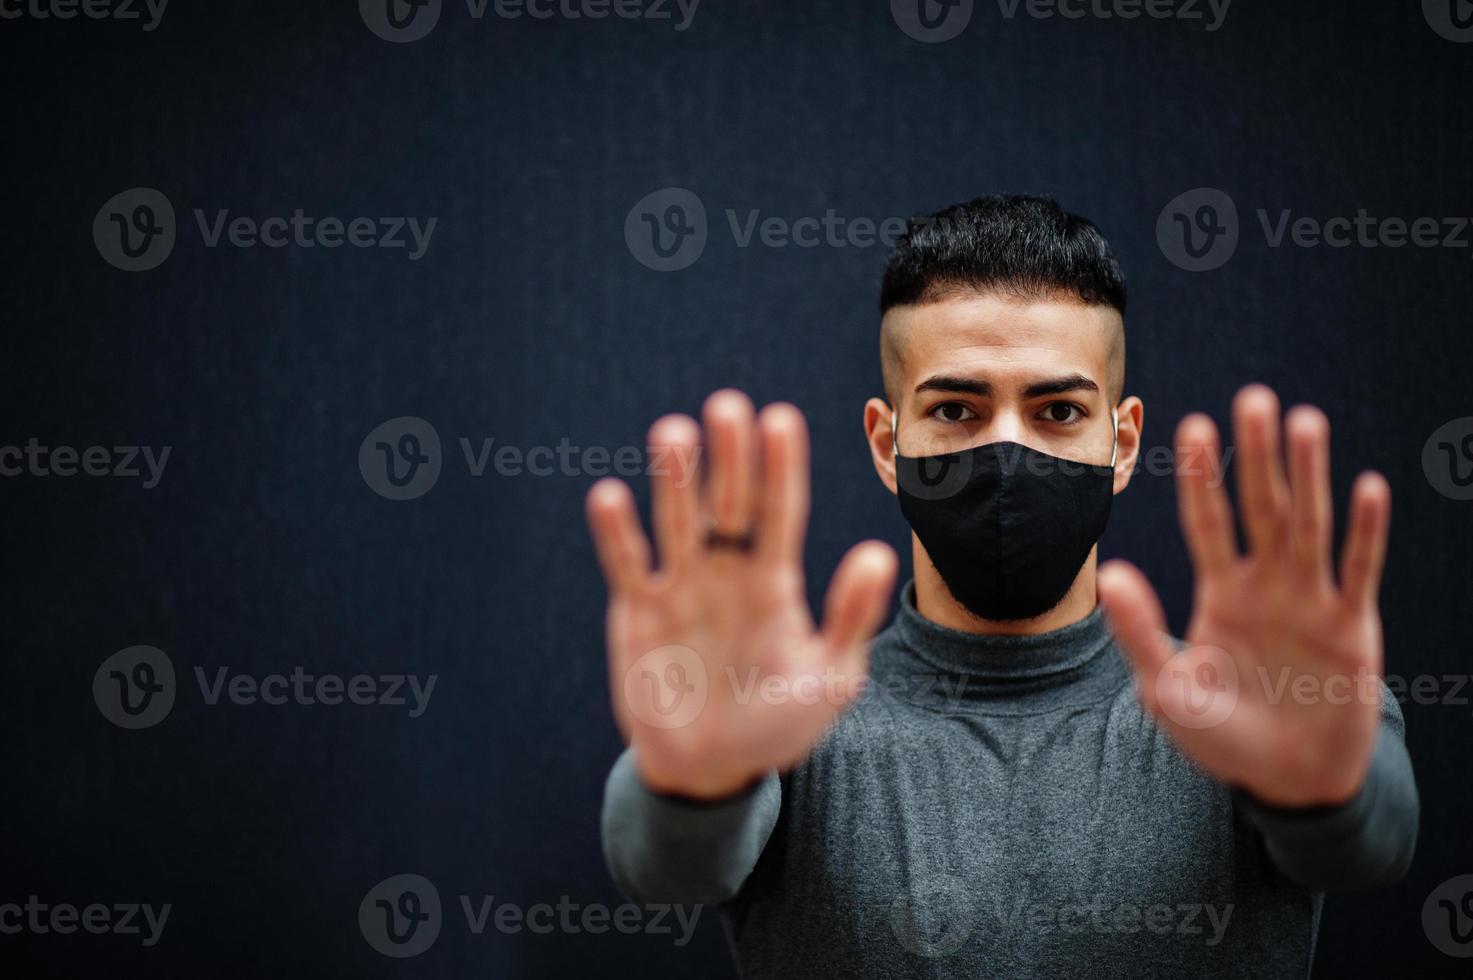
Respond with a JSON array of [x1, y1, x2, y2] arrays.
[[1232, 679, 1419, 892], [600, 746, 782, 906]]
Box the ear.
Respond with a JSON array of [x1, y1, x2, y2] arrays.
[[864, 397, 899, 495], [1112, 395, 1145, 495]]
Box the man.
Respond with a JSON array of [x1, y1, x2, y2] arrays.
[[586, 196, 1417, 978]]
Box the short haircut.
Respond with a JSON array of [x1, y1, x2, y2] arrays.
[[879, 194, 1126, 403]]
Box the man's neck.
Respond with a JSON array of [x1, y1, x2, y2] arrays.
[[911, 540, 1099, 636]]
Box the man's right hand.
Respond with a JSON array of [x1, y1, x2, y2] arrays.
[[586, 389, 898, 800]]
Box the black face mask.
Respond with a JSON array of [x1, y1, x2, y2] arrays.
[[893, 412, 1117, 622]]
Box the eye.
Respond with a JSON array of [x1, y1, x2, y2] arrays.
[[929, 402, 978, 424], [1039, 402, 1085, 425]]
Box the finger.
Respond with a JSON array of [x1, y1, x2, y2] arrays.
[[605, 600, 636, 740], [1175, 413, 1237, 578], [1285, 404, 1333, 580], [1232, 384, 1291, 562], [648, 414, 702, 577], [820, 540, 899, 676], [585, 477, 652, 595], [1339, 471, 1391, 610], [755, 402, 810, 564], [703, 389, 758, 538], [1097, 559, 1175, 716]]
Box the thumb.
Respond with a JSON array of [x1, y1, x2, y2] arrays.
[[1097, 559, 1175, 716], [820, 540, 899, 679]]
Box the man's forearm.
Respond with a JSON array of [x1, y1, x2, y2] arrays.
[[1234, 709, 1418, 892], [601, 747, 782, 906]]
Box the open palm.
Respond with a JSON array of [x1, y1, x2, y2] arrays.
[[1099, 385, 1391, 807], [586, 390, 897, 800]]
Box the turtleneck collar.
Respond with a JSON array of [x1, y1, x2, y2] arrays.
[[869, 580, 1129, 714]]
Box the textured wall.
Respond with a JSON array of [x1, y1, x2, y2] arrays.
[[3, 0, 1471, 975]]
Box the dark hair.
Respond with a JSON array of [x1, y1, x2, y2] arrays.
[[879, 195, 1126, 314]]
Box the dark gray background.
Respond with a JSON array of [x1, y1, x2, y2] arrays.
[[3, 0, 1471, 975]]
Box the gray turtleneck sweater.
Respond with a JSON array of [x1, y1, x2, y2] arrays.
[[600, 582, 1418, 979]]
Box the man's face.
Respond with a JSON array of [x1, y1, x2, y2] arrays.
[[883, 291, 1123, 466]]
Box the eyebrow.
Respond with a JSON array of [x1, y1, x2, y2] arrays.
[[1021, 373, 1099, 399], [914, 375, 992, 397], [913, 372, 1100, 399]]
